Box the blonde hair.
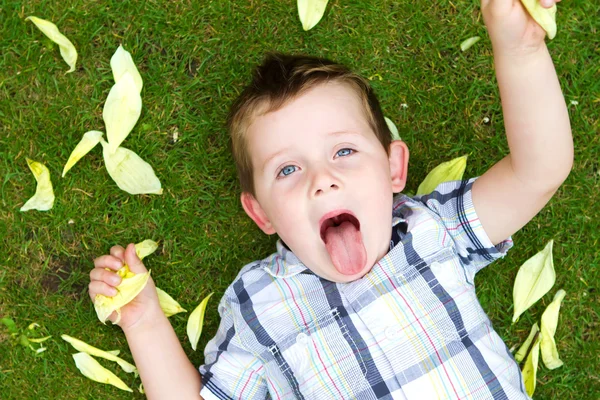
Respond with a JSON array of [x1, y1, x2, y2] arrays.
[[227, 53, 392, 195]]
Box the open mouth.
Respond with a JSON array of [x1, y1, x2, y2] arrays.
[[319, 211, 361, 243]]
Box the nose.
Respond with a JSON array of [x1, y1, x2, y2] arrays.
[[311, 168, 340, 197]]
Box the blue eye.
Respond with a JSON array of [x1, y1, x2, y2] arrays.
[[336, 148, 354, 157], [278, 165, 297, 177]]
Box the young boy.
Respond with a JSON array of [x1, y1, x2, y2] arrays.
[[89, 0, 572, 398]]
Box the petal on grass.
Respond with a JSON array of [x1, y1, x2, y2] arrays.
[[20, 158, 55, 212], [110, 45, 143, 93], [460, 36, 480, 52], [62, 130, 103, 177], [187, 292, 213, 351], [135, 239, 158, 260], [385, 117, 401, 141], [519, 0, 557, 39], [540, 289, 566, 369], [100, 139, 162, 195], [25, 16, 77, 72], [512, 240, 555, 323], [522, 334, 541, 397], [61, 334, 137, 375], [28, 335, 52, 343], [94, 270, 151, 324], [157, 287, 187, 317], [515, 323, 539, 363], [103, 72, 142, 153], [416, 156, 467, 196], [72, 352, 133, 392], [297, 0, 329, 31]]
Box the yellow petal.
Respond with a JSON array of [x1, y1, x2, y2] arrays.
[[94, 270, 151, 324], [157, 287, 187, 317], [297, 0, 329, 31], [512, 240, 555, 323], [139, 382, 145, 394], [100, 139, 162, 195], [519, 0, 557, 39], [416, 156, 467, 196], [385, 117, 401, 141], [521, 333, 541, 397], [514, 323, 539, 363], [540, 289, 566, 369], [20, 158, 55, 212], [28, 335, 52, 343], [62, 130, 103, 177], [72, 352, 132, 392], [110, 45, 143, 93], [135, 239, 158, 260], [25, 16, 78, 72], [187, 292, 213, 351], [460, 36, 481, 52], [102, 72, 142, 153], [61, 334, 137, 375], [27, 322, 40, 330], [106, 350, 121, 356]]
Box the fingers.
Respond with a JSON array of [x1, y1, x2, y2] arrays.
[[540, 0, 559, 8], [93, 254, 123, 271], [90, 267, 122, 287], [110, 245, 125, 261], [88, 280, 118, 301], [123, 243, 147, 274]]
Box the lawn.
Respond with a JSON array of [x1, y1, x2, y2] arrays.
[[0, 0, 598, 399]]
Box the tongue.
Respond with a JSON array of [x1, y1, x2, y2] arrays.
[[324, 221, 367, 276]]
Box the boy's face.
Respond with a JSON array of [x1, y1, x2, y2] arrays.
[[242, 82, 409, 283]]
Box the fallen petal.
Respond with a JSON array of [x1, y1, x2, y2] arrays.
[[100, 139, 162, 195], [20, 158, 55, 212], [103, 72, 142, 153], [25, 16, 78, 72], [62, 131, 103, 177], [29, 335, 52, 343], [385, 117, 401, 141], [540, 289, 566, 369], [135, 239, 158, 260], [187, 292, 213, 351], [512, 240, 555, 323], [297, 0, 329, 31], [35, 347, 47, 354], [157, 287, 187, 317], [94, 270, 151, 324], [519, 0, 557, 39], [61, 334, 137, 375], [27, 322, 40, 330], [72, 352, 133, 392], [110, 45, 143, 93], [521, 333, 541, 397], [416, 156, 467, 196], [460, 36, 481, 52], [514, 323, 539, 363]]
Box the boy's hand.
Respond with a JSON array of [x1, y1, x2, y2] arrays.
[[481, 0, 562, 56], [89, 243, 162, 332]]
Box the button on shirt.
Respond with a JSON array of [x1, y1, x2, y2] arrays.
[[199, 179, 528, 400]]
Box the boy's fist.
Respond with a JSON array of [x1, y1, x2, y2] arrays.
[[89, 243, 162, 332]]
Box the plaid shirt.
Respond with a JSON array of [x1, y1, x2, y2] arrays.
[[199, 179, 529, 400]]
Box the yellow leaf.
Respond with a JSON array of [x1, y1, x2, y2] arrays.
[[514, 323, 539, 363], [519, 0, 557, 39], [72, 352, 133, 392], [297, 0, 329, 31], [135, 239, 158, 260], [25, 16, 78, 73], [103, 72, 142, 153], [110, 45, 143, 93], [460, 36, 481, 52], [512, 240, 555, 323], [385, 117, 401, 141], [521, 333, 541, 397], [540, 289, 566, 369], [187, 292, 213, 351], [20, 158, 55, 212], [62, 130, 103, 177], [28, 335, 52, 343], [94, 270, 151, 324], [100, 139, 162, 195], [416, 156, 467, 195], [61, 334, 137, 375], [157, 287, 187, 317]]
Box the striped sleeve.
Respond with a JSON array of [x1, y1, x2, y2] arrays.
[[199, 297, 268, 400], [415, 177, 513, 277]]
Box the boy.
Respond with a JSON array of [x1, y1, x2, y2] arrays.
[[89, 0, 572, 398]]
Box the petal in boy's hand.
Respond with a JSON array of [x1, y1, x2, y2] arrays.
[[481, 0, 562, 57]]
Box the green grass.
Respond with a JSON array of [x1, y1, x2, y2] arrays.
[[1, 0, 598, 398]]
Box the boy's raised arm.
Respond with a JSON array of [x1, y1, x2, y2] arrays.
[[472, 0, 573, 245]]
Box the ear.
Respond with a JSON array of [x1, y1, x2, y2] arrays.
[[388, 140, 409, 193], [241, 192, 276, 235]]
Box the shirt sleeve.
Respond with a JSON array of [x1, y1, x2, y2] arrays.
[[199, 297, 268, 400], [414, 177, 513, 277]]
